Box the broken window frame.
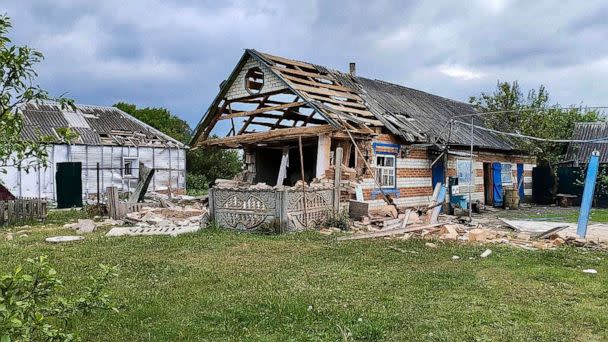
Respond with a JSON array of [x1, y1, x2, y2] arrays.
[[244, 67, 265, 95], [375, 154, 396, 188], [456, 159, 472, 185], [501, 163, 513, 185], [122, 157, 139, 178]]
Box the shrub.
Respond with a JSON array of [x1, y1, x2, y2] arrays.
[[320, 210, 350, 230], [0, 256, 119, 341], [186, 174, 208, 196]]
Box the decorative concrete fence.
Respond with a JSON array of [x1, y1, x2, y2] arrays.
[[208, 186, 335, 232]]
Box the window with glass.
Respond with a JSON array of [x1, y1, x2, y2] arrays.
[[501, 163, 513, 184], [376, 155, 396, 188], [456, 159, 472, 185]]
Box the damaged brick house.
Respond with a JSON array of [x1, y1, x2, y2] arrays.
[[191, 49, 535, 217]]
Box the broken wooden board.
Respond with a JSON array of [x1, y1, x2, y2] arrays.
[[128, 163, 155, 203], [337, 223, 444, 241]]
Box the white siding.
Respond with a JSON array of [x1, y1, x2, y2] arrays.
[[0, 143, 187, 203]]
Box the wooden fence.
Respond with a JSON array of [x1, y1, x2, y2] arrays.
[[0, 197, 48, 226], [106, 186, 160, 219]]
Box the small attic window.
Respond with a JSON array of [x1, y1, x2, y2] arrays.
[[244, 67, 264, 95]]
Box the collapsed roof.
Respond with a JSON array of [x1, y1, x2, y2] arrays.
[[20, 101, 185, 148], [191, 49, 514, 150]]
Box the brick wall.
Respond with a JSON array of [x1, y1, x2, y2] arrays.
[[358, 136, 536, 209]]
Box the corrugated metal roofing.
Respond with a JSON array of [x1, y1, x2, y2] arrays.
[[19, 101, 185, 148], [566, 122, 608, 163]]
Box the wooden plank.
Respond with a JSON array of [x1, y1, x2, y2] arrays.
[[260, 51, 317, 70], [334, 147, 343, 211], [400, 209, 412, 229], [291, 83, 362, 101], [0, 201, 5, 226], [219, 102, 306, 120], [201, 125, 337, 146], [248, 121, 291, 129], [254, 112, 328, 125], [306, 93, 369, 110], [324, 103, 376, 119], [271, 66, 334, 81], [337, 223, 444, 241], [7, 201, 14, 225], [282, 73, 356, 93], [128, 163, 155, 203]]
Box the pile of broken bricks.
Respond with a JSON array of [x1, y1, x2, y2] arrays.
[[328, 206, 608, 250], [331, 219, 607, 251]]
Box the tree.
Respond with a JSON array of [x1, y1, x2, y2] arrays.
[[470, 81, 603, 166], [0, 14, 73, 170], [186, 143, 242, 191], [112, 102, 191, 144]]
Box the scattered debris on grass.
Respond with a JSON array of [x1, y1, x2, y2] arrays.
[[480, 249, 492, 258], [45, 236, 84, 243], [583, 269, 598, 274]]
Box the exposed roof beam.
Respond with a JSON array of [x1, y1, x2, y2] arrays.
[[219, 102, 306, 120]]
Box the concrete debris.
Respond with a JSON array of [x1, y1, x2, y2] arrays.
[[76, 219, 96, 233], [107, 205, 209, 238], [480, 249, 492, 258], [582, 269, 598, 274], [46, 236, 84, 243], [64, 218, 126, 233], [341, 210, 607, 251]]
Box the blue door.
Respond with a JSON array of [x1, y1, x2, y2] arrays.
[[432, 160, 444, 188], [517, 163, 524, 201], [492, 162, 503, 207]]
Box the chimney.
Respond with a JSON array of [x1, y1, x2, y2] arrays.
[[349, 62, 356, 76]]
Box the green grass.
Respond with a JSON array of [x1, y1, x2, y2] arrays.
[[1, 224, 607, 341], [497, 207, 608, 223]]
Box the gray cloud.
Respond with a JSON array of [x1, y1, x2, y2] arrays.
[[3, 0, 608, 133]]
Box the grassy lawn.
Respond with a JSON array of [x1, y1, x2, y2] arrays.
[[1, 218, 608, 341], [497, 207, 608, 223]]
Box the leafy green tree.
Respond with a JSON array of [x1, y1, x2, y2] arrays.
[[470, 81, 602, 166], [186, 144, 242, 190], [0, 14, 73, 170], [112, 102, 191, 144]]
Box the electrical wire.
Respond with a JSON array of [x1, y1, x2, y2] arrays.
[[451, 119, 608, 143], [452, 105, 608, 119]]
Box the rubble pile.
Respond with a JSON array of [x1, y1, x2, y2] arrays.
[[332, 206, 608, 250]]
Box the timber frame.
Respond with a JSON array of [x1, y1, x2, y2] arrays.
[[191, 49, 380, 149]]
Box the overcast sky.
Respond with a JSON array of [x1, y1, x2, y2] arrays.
[[4, 1, 608, 129]]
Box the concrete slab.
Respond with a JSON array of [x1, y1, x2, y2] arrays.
[[500, 219, 608, 242]]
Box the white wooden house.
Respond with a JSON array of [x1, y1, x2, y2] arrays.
[[0, 101, 187, 204]]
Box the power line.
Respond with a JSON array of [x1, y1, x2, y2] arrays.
[[452, 105, 608, 119], [452, 119, 608, 143]]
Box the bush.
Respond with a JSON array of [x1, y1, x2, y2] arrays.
[[0, 256, 119, 341], [186, 174, 209, 196], [320, 210, 350, 230]]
